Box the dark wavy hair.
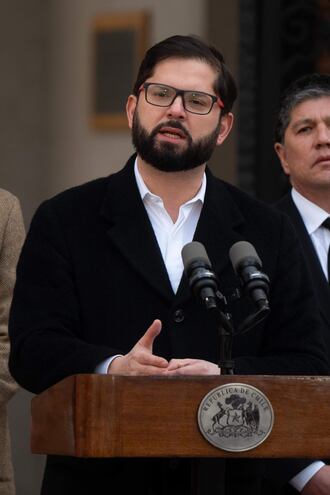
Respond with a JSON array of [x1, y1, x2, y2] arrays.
[[274, 73, 330, 143], [132, 35, 237, 115]]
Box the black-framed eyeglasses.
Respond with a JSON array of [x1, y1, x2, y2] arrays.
[[139, 82, 224, 115]]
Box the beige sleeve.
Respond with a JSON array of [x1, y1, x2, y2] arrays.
[[0, 191, 25, 403]]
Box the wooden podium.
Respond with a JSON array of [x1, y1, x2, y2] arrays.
[[31, 374, 330, 458]]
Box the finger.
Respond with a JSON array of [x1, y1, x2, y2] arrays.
[[166, 364, 197, 376], [134, 362, 169, 376], [109, 352, 168, 375], [165, 368, 193, 376], [137, 319, 162, 351], [167, 359, 191, 371], [166, 360, 220, 376], [137, 350, 168, 368]]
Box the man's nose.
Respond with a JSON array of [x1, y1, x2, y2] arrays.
[[166, 95, 186, 119], [316, 124, 330, 147]]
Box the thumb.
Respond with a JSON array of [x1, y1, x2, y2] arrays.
[[137, 319, 162, 352]]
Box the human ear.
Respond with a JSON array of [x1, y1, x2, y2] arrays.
[[216, 112, 234, 146], [274, 142, 290, 175], [126, 95, 137, 129]]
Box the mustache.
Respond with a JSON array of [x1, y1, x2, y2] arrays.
[[150, 120, 191, 140]]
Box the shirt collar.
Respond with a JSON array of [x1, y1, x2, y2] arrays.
[[291, 188, 329, 234], [134, 158, 206, 206]]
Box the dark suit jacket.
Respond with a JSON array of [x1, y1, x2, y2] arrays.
[[8, 158, 328, 495], [263, 193, 330, 493], [277, 193, 330, 339]]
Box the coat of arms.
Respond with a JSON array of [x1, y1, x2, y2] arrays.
[[198, 383, 274, 452]]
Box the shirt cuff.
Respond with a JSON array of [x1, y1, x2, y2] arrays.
[[95, 355, 123, 374], [290, 461, 325, 492]]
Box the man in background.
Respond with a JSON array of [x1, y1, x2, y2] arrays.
[[9, 37, 328, 495], [0, 189, 25, 495], [272, 73, 330, 495]]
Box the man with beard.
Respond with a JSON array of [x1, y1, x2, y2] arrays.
[[9, 36, 328, 495]]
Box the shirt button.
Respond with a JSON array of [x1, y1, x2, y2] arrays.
[[173, 309, 185, 323]]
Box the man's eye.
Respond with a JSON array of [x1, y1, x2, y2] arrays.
[[192, 99, 206, 106], [298, 127, 311, 133], [188, 96, 208, 107], [150, 86, 170, 98]]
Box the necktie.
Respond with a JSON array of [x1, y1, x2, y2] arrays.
[[322, 217, 330, 283]]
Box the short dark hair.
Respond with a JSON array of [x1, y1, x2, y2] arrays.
[[132, 35, 237, 115], [274, 73, 330, 143]]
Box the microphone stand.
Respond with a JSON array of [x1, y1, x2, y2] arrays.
[[201, 288, 235, 375], [199, 285, 271, 375]]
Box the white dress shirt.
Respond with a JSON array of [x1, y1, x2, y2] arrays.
[[289, 188, 328, 491], [95, 159, 205, 373], [134, 160, 205, 293]]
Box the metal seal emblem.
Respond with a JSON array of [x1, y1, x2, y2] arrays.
[[198, 383, 274, 452]]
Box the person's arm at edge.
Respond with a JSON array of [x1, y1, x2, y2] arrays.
[[0, 193, 25, 401]]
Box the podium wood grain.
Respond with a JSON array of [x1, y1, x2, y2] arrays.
[[31, 375, 330, 458]]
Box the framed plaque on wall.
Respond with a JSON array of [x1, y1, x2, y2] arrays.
[[91, 11, 150, 130]]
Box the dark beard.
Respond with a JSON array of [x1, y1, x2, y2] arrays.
[[131, 112, 220, 172]]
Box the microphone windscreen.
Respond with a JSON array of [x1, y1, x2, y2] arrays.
[[181, 241, 211, 272], [229, 241, 262, 272]]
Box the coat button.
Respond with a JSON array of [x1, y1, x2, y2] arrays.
[[173, 308, 185, 323]]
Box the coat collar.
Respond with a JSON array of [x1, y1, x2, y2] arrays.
[[100, 155, 246, 304]]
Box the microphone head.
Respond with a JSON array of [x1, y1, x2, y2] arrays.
[[181, 241, 211, 273], [229, 241, 262, 273]]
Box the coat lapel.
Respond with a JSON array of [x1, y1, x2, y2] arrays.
[[194, 170, 245, 271], [100, 156, 174, 302]]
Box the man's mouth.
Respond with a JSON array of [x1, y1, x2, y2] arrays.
[[157, 126, 187, 140], [315, 155, 330, 165]]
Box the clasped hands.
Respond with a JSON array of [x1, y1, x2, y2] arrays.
[[108, 319, 220, 376]]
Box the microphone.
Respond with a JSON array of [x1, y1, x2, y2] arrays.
[[181, 241, 219, 310], [182, 241, 235, 373], [229, 241, 270, 309]]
